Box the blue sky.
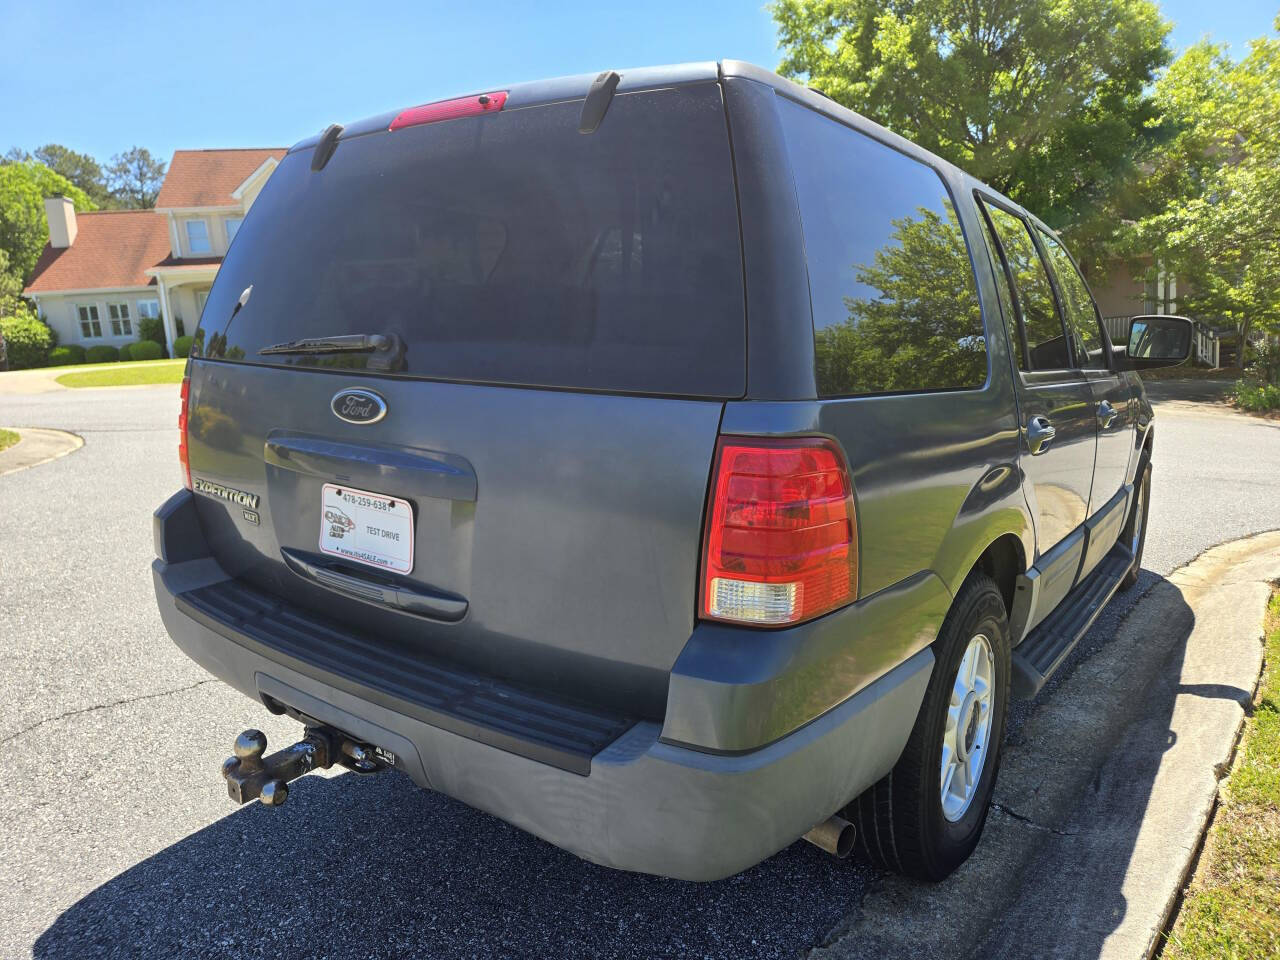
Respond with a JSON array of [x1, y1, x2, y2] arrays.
[[1, 0, 1275, 164]]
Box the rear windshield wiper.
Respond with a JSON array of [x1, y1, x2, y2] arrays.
[[259, 334, 391, 355], [259, 332, 406, 372]]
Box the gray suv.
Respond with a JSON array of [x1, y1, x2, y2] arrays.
[[152, 61, 1191, 882]]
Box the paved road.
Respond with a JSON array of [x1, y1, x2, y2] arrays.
[[1, 382, 1277, 959]]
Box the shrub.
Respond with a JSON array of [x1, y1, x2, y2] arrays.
[[1235, 381, 1280, 412], [0, 307, 53, 369], [48, 345, 86, 366], [173, 334, 194, 358], [128, 339, 164, 361], [85, 345, 120, 364], [138, 315, 166, 350], [1243, 340, 1280, 387], [117, 342, 134, 361]]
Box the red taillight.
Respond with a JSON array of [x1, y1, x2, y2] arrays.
[[700, 436, 858, 626], [388, 91, 508, 131], [178, 375, 191, 490]]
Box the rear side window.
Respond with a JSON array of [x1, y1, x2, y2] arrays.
[[777, 97, 987, 397], [982, 203, 1070, 371], [1037, 229, 1107, 368], [195, 84, 745, 398]]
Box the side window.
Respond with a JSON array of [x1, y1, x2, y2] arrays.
[[1038, 230, 1106, 369], [982, 203, 1070, 371], [978, 211, 1027, 371], [777, 97, 987, 397]]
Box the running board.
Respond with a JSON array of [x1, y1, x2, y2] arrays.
[[1011, 543, 1134, 698]]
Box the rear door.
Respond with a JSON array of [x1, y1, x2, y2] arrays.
[[1035, 227, 1134, 509], [183, 82, 745, 718], [978, 198, 1097, 622]]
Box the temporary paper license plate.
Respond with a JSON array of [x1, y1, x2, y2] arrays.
[[319, 483, 414, 575]]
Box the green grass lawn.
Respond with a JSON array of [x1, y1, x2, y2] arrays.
[[1164, 593, 1280, 959], [0, 428, 19, 452], [55, 358, 186, 388]]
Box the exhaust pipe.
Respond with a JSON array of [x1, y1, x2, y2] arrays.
[[803, 814, 855, 858]]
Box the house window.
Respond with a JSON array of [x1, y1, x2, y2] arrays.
[[185, 219, 211, 254], [77, 304, 102, 338], [195, 290, 209, 320], [107, 302, 132, 336], [224, 217, 243, 245], [137, 299, 161, 320]]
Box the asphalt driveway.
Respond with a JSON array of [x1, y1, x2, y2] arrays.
[[1, 381, 1277, 959]]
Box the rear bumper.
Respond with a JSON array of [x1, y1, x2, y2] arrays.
[[153, 491, 932, 881]]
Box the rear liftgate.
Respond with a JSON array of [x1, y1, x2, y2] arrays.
[[221, 724, 395, 807]]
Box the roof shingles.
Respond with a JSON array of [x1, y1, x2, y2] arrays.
[[154, 148, 285, 208], [23, 211, 170, 294], [24, 147, 288, 294]]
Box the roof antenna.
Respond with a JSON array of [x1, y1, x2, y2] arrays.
[[579, 71, 621, 134], [311, 123, 344, 171]]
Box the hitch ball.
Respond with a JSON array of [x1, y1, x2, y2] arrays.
[[220, 725, 388, 807], [233, 730, 268, 772]]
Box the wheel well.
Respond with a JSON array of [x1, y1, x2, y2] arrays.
[[973, 534, 1023, 617]]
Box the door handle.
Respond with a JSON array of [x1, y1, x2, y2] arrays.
[[1097, 400, 1118, 429], [281, 548, 468, 621], [1026, 416, 1056, 455]]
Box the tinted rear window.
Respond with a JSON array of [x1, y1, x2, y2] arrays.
[[194, 84, 745, 397], [777, 97, 988, 398]]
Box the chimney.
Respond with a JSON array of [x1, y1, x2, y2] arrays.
[[44, 196, 77, 248]]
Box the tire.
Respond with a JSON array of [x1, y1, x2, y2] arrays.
[[849, 572, 1011, 881], [1119, 457, 1151, 591]]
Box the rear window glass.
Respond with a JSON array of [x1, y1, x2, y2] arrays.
[[194, 84, 745, 398], [777, 97, 987, 397]]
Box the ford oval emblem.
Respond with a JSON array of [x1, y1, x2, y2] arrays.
[[331, 388, 387, 425]]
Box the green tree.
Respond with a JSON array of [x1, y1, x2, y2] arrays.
[[771, 0, 1171, 273], [816, 206, 987, 394], [32, 144, 113, 207], [106, 146, 166, 208], [0, 161, 95, 283], [1132, 17, 1280, 366], [0, 250, 25, 318]]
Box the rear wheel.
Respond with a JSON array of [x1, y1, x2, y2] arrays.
[[1119, 458, 1151, 590], [850, 573, 1011, 881]]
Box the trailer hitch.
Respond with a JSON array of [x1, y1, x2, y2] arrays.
[[221, 726, 388, 807]]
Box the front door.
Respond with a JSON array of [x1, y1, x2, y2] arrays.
[[978, 199, 1098, 622]]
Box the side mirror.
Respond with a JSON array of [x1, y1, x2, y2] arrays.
[[1125, 315, 1194, 370]]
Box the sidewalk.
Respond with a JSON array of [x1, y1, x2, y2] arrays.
[[812, 530, 1280, 960], [0, 427, 83, 475], [0, 359, 183, 396]]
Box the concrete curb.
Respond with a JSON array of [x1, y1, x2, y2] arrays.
[[811, 530, 1280, 960], [0, 428, 84, 476]]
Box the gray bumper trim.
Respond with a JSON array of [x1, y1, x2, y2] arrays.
[[155, 555, 931, 881]]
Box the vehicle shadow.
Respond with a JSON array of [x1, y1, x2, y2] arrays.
[[35, 766, 867, 959], [971, 571, 1245, 960]]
